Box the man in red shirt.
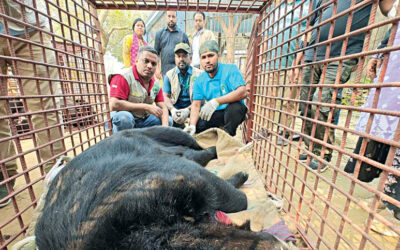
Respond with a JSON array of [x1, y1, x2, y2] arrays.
[[109, 46, 172, 132]]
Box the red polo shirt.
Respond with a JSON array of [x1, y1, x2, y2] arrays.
[[109, 65, 164, 102]]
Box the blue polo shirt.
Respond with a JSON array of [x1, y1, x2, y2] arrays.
[[192, 63, 245, 110], [163, 67, 193, 109]]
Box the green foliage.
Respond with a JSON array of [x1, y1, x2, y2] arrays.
[[99, 10, 149, 62], [341, 81, 370, 107]]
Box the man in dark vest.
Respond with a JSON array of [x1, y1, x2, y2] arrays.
[[163, 43, 203, 127]]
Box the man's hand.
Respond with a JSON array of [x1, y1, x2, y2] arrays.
[[183, 125, 196, 136], [171, 108, 180, 122], [146, 104, 163, 118], [366, 58, 382, 79], [175, 108, 190, 124], [155, 68, 162, 80], [155, 72, 162, 80], [292, 67, 300, 83], [199, 99, 219, 121]]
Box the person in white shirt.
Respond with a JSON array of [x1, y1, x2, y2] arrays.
[[190, 12, 216, 68]]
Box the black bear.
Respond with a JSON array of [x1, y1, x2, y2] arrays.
[[35, 127, 287, 249]]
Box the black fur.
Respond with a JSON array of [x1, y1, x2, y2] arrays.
[[35, 127, 287, 249]]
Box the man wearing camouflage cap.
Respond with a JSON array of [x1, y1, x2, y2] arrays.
[[163, 43, 203, 127], [183, 40, 247, 136]]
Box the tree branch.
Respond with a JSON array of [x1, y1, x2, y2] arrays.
[[215, 15, 228, 34], [107, 26, 130, 36], [102, 26, 129, 54], [99, 10, 109, 26], [233, 15, 244, 32]]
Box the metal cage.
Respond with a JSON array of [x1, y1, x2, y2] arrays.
[[0, 0, 110, 248], [1, 1, 399, 249]]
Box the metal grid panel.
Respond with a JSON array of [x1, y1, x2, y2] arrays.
[[1, 0, 399, 249], [0, 0, 110, 248], [242, 16, 260, 143], [246, 0, 400, 249], [90, 0, 267, 13]]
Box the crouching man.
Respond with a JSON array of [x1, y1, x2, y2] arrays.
[[109, 46, 172, 133], [163, 43, 203, 127], [184, 40, 247, 136]]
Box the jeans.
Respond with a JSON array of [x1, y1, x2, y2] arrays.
[[111, 111, 173, 133]]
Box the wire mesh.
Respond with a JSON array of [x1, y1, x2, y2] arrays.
[[1, 0, 400, 249], [245, 0, 400, 249], [0, 0, 110, 248]]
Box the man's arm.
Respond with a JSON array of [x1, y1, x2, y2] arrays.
[[162, 75, 174, 110], [376, 28, 391, 50], [156, 102, 169, 126], [367, 28, 392, 78], [189, 100, 202, 126], [110, 97, 150, 112], [379, 0, 396, 16], [155, 64, 162, 80], [183, 32, 190, 45], [163, 93, 174, 111], [208, 30, 216, 41], [214, 86, 247, 105], [110, 98, 163, 117], [154, 30, 161, 54], [291, 50, 304, 83]]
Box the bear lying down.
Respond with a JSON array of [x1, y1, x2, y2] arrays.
[[35, 126, 289, 249]]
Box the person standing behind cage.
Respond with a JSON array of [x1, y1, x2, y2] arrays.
[[163, 43, 203, 128], [0, 0, 65, 207], [190, 11, 216, 69], [345, 0, 400, 225], [183, 40, 247, 137], [345, 31, 400, 224], [109, 46, 172, 133], [154, 11, 189, 80], [298, 0, 373, 172], [122, 18, 148, 68], [267, 0, 309, 146], [344, 29, 396, 182]]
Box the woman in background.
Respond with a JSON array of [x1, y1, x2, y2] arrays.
[[122, 18, 147, 68]]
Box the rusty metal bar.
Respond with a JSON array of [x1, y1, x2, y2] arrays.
[[0, 0, 109, 248], [246, 0, 400, 249], [92, 0, 264, 13]]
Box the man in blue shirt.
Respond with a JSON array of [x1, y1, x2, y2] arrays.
[[163, 43, 203, 127], [184, 40, 247, 136]]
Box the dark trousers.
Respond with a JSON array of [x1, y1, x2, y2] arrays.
[[196, 102, 247, 136]]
